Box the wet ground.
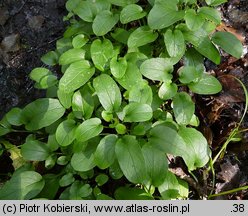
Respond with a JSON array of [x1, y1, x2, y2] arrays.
[[0, 0, 248, 199]]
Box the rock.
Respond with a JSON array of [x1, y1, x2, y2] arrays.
[[28, 15, 45, 30], [1, 34, 20, 53], [0, 7, 9, 25]]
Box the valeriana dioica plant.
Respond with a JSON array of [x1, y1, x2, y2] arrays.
[[0, 0, 243, 200]]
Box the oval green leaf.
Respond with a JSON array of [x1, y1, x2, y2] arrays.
[[59, 60, 95, 93], [122, 103, 153, 122], [56, 119, 77, 147], [93, 74, 122, 112], [120, 4, 146, 24], [91, 38, 114, 71], [94, 135, 118, 169], [92, 10, 119, 36], [142, 144, 168, 187], [110, 56, 127, 79], [149, 123, 186, 156], [178, 127, 210, 170], [164, 29, 185, 57], [184, 9, 205, 31], [72, 34, 89, 48], [115, 136, 147, 184], [21, 140, 50, 161], [59, 48, 85, 65], [6, 107, 23, 126], [0, 171, 45, 199], [173, 92, 195, 125], [194, 36, 220, 65], [21, 98, 65, 131], [41, 51, 59, 66], [188, 73, 222, 95], [127, 26, 158, 48], [75, 118, 103, 142], [115, 187, 153, 200], [148, 0, 184, 29], [198, 7, 221, 24], [140, 58, 173, 82], [212, 31, 243, 59], [158, 83, 177, 100]]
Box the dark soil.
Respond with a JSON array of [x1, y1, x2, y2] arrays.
[[0, 0, 66, 119], [0, 0, 248, 199]]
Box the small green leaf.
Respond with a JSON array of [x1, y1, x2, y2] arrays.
[[72, 34, 89, 48], [173, 92, 195, 125], [108, 0, 139, 7], [142, 144, 168, 187], [59, 48, 85, 65], [21, 98, 65, 131], [71, 143, 97, 172], [59, 173, 75, 187], [41, 51, 59, 66], [115, 136, 146, 184], [57, 89, 73, 109], [73, 1, 95, 22], [21, 140, 50, 161], [0, 171, 44, 199], [111, 28, 131, 44], [194, 37, 221, 64], [158, 83, 177, 100], [120, 4, 146, 24], [109, 160, 123, 179], [184, 9, 205, 31], [72, 86, 94, 120], [148, 0, 184, 29], [122, 103, 153, 122], [75, 118, 103, 142], [6, 107, 22, 126], [45, 154, 57, 169], [56, 119, 76, 147], [59, 60, 95, 93], [205, 0, 227, 6], [29, 68, 52, 83], [212, 31, 243, 59], [93, 74, 122, 112], [91, 39, 114, 71], [188, 73, 222, 94], [164, 29, 185, 57], [39, 75, 58, 89], [116, 59, 144, 90], [38, 174, 60, 199], [129, 83, 153, 105], [184, 48, 204, 70], [149, 123, 186, 155], [128, 26, 158, 48], [198, 7, 221, 24], [115, 123, 127, 135], [69, 182, 92, 199], [115, 187, 153, 200], [92, 10, 119, 36], [110, 56, 127, 79], [178, 127, 210, 170], [158, 171, 184, 200], [178, 66, 203, 84], [140, 58, 173, 82], [94, 135, 118, 169], [95, 174, 109, 186]]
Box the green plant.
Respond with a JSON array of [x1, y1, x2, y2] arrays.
[[0, 0, 243, 200]]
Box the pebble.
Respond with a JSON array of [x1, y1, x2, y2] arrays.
[[28, 15, 45, 30], [0, 7, 9, 25], [1, 34, 20, 53]]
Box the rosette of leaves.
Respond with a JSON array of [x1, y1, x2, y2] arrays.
[[0, 0, 243, 200]]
